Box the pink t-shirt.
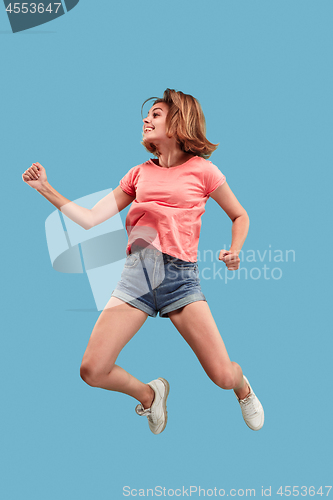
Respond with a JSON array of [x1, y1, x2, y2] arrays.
[[119, 155, 226, 262]]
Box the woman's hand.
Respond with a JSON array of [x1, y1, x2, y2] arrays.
[[218, 249, 240, 270], [22, 162, 47, 190]]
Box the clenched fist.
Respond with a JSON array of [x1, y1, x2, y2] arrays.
[[22, 162, 47, 190], [218, 250, 241, 271]]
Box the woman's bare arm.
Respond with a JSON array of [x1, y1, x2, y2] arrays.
[[209, 181, 249, 270], [88, 185, 135, 228], [22, 162, 135, 230], [209, 181, 249, 253]]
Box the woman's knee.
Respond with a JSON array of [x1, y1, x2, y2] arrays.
[[80, 361, 107, 387], [209, 367, 236, 390]]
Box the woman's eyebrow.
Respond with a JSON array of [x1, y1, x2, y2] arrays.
[[148, 107, 163, 115]]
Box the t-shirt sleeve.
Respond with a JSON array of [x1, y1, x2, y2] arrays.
[[119, 166, 139, 197], [204, 161, 226, 197]]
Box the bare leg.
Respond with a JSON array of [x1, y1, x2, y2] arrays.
[[80, 296, 155, 408], [168, 301, 250, 399]]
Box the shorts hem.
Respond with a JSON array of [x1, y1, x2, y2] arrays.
[[159, 293, 207, 318], [111, 290, 157, 317]]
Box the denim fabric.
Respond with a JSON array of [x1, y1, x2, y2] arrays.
[[111, 245, 206, 318]]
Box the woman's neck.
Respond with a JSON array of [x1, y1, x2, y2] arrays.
[[156, 146, 195, 168]]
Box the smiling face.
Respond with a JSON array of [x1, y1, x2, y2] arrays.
[[141, 89, 218, 159], [142, 102, 170, 145]]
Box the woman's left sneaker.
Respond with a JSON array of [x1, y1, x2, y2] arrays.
[[135, 378, 169, 434], [235, 375, 264, 431]]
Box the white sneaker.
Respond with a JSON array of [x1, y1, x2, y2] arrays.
[[135, 378, 169, 435], [235, 375, 264, 431]]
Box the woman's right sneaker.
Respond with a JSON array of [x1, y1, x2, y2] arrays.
[[235, 375, 264, 431], [135, 378, 169, 435]]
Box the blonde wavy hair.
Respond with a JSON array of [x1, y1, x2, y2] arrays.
[[141, 88, 218, 159]]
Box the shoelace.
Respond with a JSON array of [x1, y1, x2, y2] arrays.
[[135, 404, 150, 415], [239, 394, 260, 418], [135, 404, 154, 421]]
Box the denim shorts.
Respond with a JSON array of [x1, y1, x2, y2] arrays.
[[111, 244, 207, 318]]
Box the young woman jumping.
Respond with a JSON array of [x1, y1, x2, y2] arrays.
[[22, 88, 264, 434]]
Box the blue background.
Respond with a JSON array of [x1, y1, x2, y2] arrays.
[[1, 1, 332, 498]]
